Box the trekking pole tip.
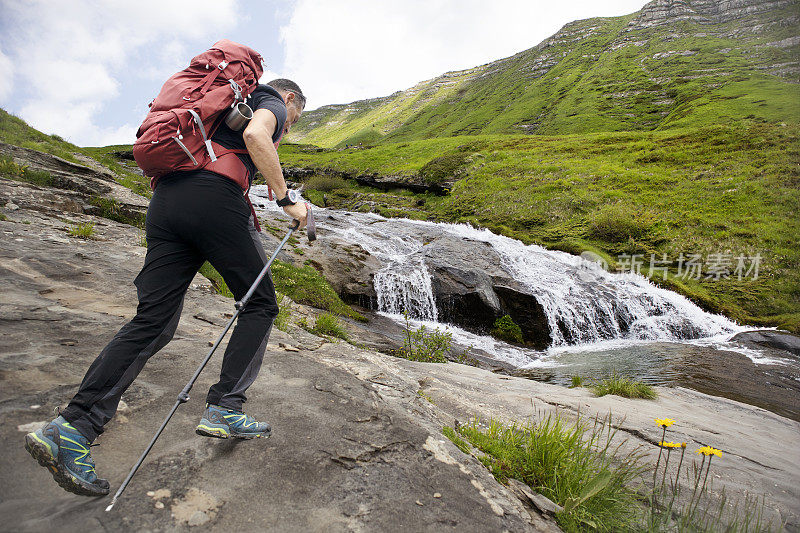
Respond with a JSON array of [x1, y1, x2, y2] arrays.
[[105, 500, 116, 512]]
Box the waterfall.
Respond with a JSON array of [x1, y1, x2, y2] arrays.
[[250, 187, 742, 350], [440, 223, 740, 346]]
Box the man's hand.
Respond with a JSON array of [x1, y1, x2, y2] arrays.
[[283, 202, 307, 228]]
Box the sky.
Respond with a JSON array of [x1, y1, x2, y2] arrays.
[[0, 0, 649, 147]]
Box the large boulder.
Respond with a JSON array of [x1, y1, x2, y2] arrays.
[[731, 330, 800, 357], [273, 209, 554, 348]]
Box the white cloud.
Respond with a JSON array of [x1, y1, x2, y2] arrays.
[[1, 0, 239, 144], [0, 48, 13, 102], [278, 0, 648, 110]]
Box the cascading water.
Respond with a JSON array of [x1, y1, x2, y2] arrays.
[[250, 186, 747, 358]]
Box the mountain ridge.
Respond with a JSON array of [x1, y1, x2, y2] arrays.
[[289, 0, 799, 147]]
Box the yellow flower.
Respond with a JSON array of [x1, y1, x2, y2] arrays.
[[696, 446, 722, 457], [659, 441, 682, 448], [654, 418, 675, 428]]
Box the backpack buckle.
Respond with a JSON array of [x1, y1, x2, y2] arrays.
[[218, 60, 229, 70]]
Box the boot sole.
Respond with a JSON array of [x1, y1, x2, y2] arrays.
[[195, 426, 270, 440], [25, 433, 109, 497]]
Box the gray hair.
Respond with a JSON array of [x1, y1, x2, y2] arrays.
[[266, 78, 306, 110]]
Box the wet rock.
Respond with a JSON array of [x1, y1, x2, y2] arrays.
[[731, 330, 800, 357]]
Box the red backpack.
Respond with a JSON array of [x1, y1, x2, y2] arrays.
[[133, 40, 264, 191]]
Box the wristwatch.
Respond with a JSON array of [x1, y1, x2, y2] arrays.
[[276, 189, 300, 207]]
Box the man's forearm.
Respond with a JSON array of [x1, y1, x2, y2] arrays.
[[243, 132, 287, 199]]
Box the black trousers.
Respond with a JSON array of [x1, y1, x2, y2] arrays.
[[62, 172, 278, 441]]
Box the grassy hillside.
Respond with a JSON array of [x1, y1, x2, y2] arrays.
[[289, 1, 800, 147], [278, 122, 800, 333], [0, 108, 150, 196]]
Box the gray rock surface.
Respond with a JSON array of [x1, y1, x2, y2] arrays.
[[731, 329, 800, 357], [0, 176, 548, 532]]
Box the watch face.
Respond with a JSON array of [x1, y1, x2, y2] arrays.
[[287, 189, 299, 203]]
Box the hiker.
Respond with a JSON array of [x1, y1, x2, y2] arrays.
[[24, 48, 307, 495]]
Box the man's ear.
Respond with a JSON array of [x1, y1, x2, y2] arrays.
[[285, 92, 295, 106]]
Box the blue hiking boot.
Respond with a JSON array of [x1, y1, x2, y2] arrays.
[[24, 416, 110, 497], [195, 403, 271, 440]]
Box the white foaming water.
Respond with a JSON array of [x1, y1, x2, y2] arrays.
[[250, 187, 767, 364]]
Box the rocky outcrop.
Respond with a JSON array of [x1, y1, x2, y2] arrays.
[[0, 142, 148, 222], [628, 0, 796, 29], [731, 329, 800, 357], [281, 210, 554, 348], [283, 165, 452, 196]]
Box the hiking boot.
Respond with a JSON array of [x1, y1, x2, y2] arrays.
[[24, 416, 110, 497], [195, 403, 271, 440]]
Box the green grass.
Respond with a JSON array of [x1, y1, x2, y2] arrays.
[[271, 259, 365, 321], [273, 293, 292, 331], [570, 376, 586, 388], [89, 196, 145, 228], [442, 426, 470, 454], [592, 373, 657, 399], [278, 123, 800, 333], [67, 222, 96, 239], [303, 312, 349, 340], [394, 312, 452, 363], [0, 155, 54, 186], [0, 109, 84, 164], [0, 109, 150, 198], [457, 415, 645, 532]]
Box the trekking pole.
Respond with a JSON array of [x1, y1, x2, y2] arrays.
[[106, 206, 316, 512]]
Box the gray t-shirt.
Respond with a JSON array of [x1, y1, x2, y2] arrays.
[[209, 84, 287, 183]]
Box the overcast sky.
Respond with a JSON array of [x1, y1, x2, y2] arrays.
[[0, 0, 648, 146]]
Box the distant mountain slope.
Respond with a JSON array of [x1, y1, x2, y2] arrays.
[[289, 0, 800, 147]]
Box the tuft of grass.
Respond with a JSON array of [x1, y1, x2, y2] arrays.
[[442, 426, 470, 454], [0, 212, 7, 221], [570, 376, 586, 388], [306, 312, 349, 340], [458, 414, 645, 532], [89, 196, 145, 228], [67, 222, 96, 239], [393, 311, 452, 363], [490, 314, 524, 344], [271, 259, 365, 321], [592, 373, 657, 399]]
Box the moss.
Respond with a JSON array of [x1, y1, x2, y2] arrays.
[[418, 153, 471, 185], [88, 196, 145, 228], [271, 259, 365, 321]]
